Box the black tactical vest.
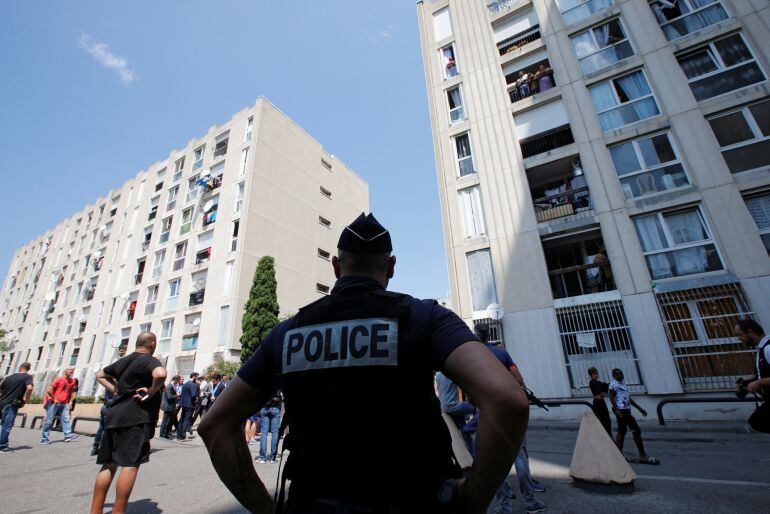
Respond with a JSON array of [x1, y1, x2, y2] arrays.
[[278, 284, 460, 503], [759, 339, 770, 397]]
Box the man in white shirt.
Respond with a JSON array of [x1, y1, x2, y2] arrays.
[[609, 368, 658, 464]]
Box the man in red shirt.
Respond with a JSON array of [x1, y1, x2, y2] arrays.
[[41, 367, 79, 444]]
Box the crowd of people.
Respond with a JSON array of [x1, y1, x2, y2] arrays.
[[509, 64, 554, 101]]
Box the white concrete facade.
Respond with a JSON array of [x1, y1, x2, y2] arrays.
[[418, 0, 770, 416], [0, 98, 368, 396]]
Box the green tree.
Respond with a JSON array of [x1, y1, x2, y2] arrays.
[[240, 256, 279, 364], [0, 329, 8, 353], [205, 355, 240, 378]]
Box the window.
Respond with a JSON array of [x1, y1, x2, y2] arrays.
[[557, 0, 613, 25], [140, 322, 152, 334], [316, 283, 330, 295], [180, 208, 193, 235], [677, 33, 765, 101], [213, 132, 229, 158], [142, 226, 152, 252], [634, 207, 724, 280], [320, 186, 332, 199], [166, 278, 181, 312], [432, 6, 452, 42], [159, 318, 174, 354], [319, 216, 331, 228], [195, 247, 211, 265], [440, 44, 458, 79], [44, 343, 54, 369], [56, 342, 67, 367], [167, 186, 179, 211], [458, 186, 487, 238], [235, 182, 245, 213], [173, 241, 187, 271], [589, 70, 659, 131], [223, 260, 235, 296], [231, 220, 239, 252], [454, 133, 475, 177], [186, 176, 200, 203], [609, 132, 690, 199], [240, 147, 250, 177], [173, 157, 185, 182], [202, 200, 218, 227], [245, 116, 254, 142], [503, 53, 555, 102], [145, 285, 159, 315], [155, 168, 166, 192], [744, 192, 770, 256], [218, 305, 230, 348], [159, 216, 173, 244], [571, 18, 634, 75], [153, 249, 166, 279], [318, 248, 331, 260], [446, 86, 466, 124], [148, 195, 160, 221], [190, 271, 207, 306], [321, 158, 332, 171], [708, 100, 770, 175], [650, 0, 729, 41], [135, 259, 146, 285], [467, 249, 497, 312], [193, 145, 205, 170]]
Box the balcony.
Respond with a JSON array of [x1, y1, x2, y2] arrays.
[[506, 59, 555, 104], [498, 26, 541, 57], [544, 232, 615, 300], [202, 209, 218, 228], [520, 125, 574, 159], [528, 157, 591, 224], [189, 289, 205, 307], [134, 273, 144, 285], [487, 0, 528, 18], [195, 248, 211, 265], [182, 334, 199, 351], [141, 240, 151, 253], [127, 301, 137, 321]]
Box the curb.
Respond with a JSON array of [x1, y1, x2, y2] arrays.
[[527, 421, 753, 435]]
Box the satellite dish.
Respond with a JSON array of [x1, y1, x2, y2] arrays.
[[4, 298, 10, 303], [193, 317, 201, 327], [94, 250, 102, 258], [192, 278, 206, 291], [119, 292, 129, 301], [486, 303, 505, 321], [107, 333, 121, 349], [99, 225, 107, 232], [203, 200, 214, 213], [44, 292, 56, 301]]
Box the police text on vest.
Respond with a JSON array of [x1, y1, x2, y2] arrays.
[[281, 318, 398, 374]]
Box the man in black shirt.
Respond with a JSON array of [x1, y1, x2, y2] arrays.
[[587, 367, 612, 436], [89, 332, 166, 514], [0, 362, 33, 453]]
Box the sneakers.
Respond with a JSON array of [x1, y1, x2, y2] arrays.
[[248, 439, 258, 445], [90, 446, 100, 456], [64, 435, 79, 442], [255, 458, 266, 464], [526, 499, 547, 513], [0, 447, 13, 453], [532, 480, 546, 493], [40, 440, 52, 445]]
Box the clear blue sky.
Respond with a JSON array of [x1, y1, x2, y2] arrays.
[[0, 1, 451, 300]]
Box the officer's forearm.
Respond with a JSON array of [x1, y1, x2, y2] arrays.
[[200, 422, 274, 513], [463, 397, 528, 513]]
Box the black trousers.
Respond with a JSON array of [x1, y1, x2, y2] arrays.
[[177, 407, 194, 439], [592, 398, 612, 436], [159, 408, 179, 437]]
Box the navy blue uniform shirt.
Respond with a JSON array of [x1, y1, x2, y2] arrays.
[[179, 380, 199, 409], [239, 276, 478, 392]]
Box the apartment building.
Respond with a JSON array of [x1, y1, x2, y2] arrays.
[[418, 0, 770, 413], [0, 98, 368, 396]]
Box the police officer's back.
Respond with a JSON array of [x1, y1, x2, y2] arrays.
[[200, 213, 530, 514]]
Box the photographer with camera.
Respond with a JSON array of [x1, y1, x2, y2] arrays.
[[734, 319, 770, 433]]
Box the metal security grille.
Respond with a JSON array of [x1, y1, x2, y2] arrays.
[[655, 283, 755, 391], [556, 300, 645, 396], [472, 317, 504, 345]]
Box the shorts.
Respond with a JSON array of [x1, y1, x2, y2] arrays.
[[616, 409, 641, 436], [97, 424, 152, 467], [248, 414, 260, 423]]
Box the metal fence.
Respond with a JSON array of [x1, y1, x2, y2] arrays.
[[654, 282, 755, 391], [556, 299, 645, 396], [472, 317, 504, 345]]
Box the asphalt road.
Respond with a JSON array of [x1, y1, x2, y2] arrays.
[[1, 423, 768, 513]]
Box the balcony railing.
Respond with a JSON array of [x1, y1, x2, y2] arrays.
[[134, 273, 144, 285], [507, 67, 555, 103], [520, 125, 575, 159], [487, 0, 527, 17], [498, 27, 541, 56], [549, 261, 615, 300], [533, 186, 591, 223]]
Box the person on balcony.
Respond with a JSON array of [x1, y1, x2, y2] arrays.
[[592, 246, 613, 292], [534, 64, 554, 93], [515, 71, 532, 99]]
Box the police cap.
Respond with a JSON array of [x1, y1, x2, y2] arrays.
[[337, 213, 392, 254]]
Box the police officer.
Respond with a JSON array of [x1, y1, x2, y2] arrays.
[[200, 213, 529, 514]]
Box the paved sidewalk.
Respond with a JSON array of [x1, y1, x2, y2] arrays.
[[1, 424, 768, 513]]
